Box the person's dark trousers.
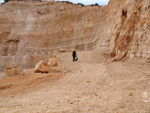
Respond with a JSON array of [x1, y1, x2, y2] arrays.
[[73, 57, 75, 62]]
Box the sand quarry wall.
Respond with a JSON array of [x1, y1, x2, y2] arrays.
[[0, 0, 150, 70]]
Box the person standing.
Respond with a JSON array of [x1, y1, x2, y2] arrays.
[[72, 50, 77, 62]]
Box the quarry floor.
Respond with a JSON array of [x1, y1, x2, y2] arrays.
[[0, 51, 150, 113]]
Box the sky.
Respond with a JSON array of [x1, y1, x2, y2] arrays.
[[0, 0, 109, 5], [0, 0, 4, 5], [56, 0, 109, 5]]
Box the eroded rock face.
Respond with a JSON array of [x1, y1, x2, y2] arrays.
[[106, 0, 150, 61], [0, 0, 150, 70], [0, 1, 100, 70], [34, 61, 50, 73]]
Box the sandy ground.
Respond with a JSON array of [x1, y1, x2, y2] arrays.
[[0, 51, 150, 113]]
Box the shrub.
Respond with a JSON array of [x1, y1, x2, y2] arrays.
[[4, 0, 9, 2], [77, 3, 84, 7]]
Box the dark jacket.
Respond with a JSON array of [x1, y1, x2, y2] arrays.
[[72, 51, 76, 57]]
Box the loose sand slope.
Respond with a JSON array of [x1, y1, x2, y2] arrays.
[[0, 51, 150, 113]]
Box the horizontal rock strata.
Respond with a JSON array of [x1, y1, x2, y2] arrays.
[[0, 0, 150, 70]]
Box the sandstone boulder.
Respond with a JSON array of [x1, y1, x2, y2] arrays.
[[48, 57, 58, 67], [4, 66, 21, 77], [34, 61, 50, 73]]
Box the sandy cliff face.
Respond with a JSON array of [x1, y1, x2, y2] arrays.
[[0, 0, 150, 70], [0, 1, 103, 70], [93, 0, 150, 61], [107, 0, 150, 61]]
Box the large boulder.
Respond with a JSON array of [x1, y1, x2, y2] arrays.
[[48, 57, 58, 67], [4, 66, 21, 77], [34, 61, 50, 73]]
